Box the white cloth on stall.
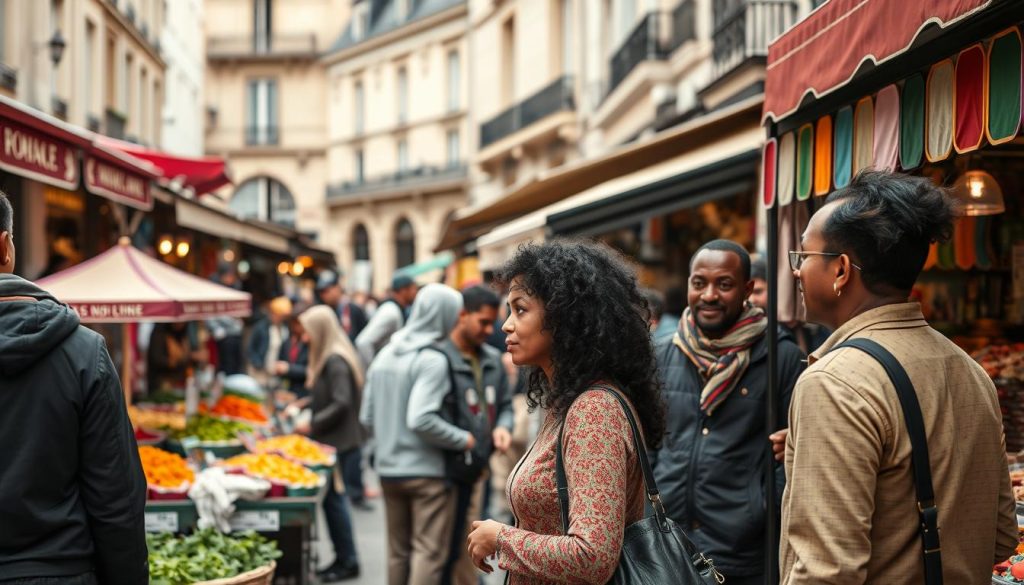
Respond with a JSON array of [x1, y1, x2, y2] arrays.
[[188, 467, 271, 533]]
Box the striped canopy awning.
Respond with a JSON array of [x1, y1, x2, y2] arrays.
[[764, 25, 1024, 208]]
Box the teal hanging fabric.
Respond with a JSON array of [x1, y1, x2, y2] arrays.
[[987, 27, 1022, 145], [833, 106, 853, 188]]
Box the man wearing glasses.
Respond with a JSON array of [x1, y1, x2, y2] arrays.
[[780, 171, 1016, 583], [652, 239, 806, 585]]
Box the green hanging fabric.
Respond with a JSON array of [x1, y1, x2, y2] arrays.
[[900, 74, 925, 170], [834, 106, 853, 188], [987, 27, 1022, 145], [796, 124, 813, 201]]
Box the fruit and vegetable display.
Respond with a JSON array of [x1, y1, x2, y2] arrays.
[[973, 344, 1024, 381], [221, 453, 321, 487], [139, 446, 195, 489], [129, 405, 186, 431], [254, 435, 334, 466], [207, 395, 270, 424], [167, 414, 252, 442], [147, 529, 281, 585], [973, 345, 1024, 453]]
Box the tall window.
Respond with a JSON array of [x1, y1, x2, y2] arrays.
[[352, 3, 369, 40], [395, 219, 415, 269], [447, 51, 460, 112], [396, 0, 409, 20], [106, 37, 116, 109], [51, 0, 64, 95], [446, 130, 459, 168], [354, 81, 364, 135], [353, 224, 370, 261], [559, 0, 573, 75], [122, 52, 133, 113], [85, 21, 96, 115], [139, 67, 148, 141], [397, 67, 408, 124], [253, 0, 271, 52], [501, 17, 515, 106], [246, 78, 278, 145], [230, 177, 295, 226], [354, 149, 364, 183], [397, 139, 409, 174]]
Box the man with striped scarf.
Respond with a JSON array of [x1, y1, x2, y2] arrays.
[[651, 240, 806, 585]]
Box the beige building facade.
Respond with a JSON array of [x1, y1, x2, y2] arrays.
[[322, 0, 469, 295], [0, 0, 165, 145], [446, 0, 815, 287], [204, 0, 347, 238]]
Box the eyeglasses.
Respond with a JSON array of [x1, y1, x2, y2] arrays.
[[788, 250, 863, 272]]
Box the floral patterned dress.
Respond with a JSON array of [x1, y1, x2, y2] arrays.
[[496, 387, 644, 584]]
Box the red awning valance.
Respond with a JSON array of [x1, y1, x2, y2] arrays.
[[763, 0, 993, 123], [85, 142, 161, 211], [94, 136, 231, 196]]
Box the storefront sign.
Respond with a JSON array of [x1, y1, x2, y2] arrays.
[[0, 118, 78, 190], [85, 156, 153, 211], [230, 510, 280, 532], [144, 511, 179, 533]]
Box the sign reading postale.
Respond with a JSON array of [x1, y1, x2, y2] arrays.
[[85, 155, 153, 210], [0, 118, 79, 190]]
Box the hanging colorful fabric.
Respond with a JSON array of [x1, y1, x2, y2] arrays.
[[777, 132, 796, 207], [924, 242, 938, 271], [853, 97, 874, 174], [900, 74, 925, 170], [954, 44, 986, 153], [834, 106, 853, 188], [814, 115, 832, 196], [796, 124, 813, 201], [762, 138, 777, 209], [927, 59, 954, 162], [975, 216, 994, 270], [954, 217, 977, 270], [874, 85, 900, 171], [937, 239, 956, 270], [987, 27, 1022, 145]]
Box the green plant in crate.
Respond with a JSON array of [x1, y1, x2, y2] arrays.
[[167, 414, 253, 442], [147, 529, 282, 585]]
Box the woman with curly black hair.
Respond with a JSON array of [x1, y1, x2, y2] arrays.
[[465, 239, 666, 584]]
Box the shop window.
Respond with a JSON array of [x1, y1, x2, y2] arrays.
[[353, 224, 370, 261], [230, 176, 295, 227], [395, 218, 415, 269]]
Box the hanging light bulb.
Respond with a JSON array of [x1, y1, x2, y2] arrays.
[[277, 261, 291, 275], [291, 262, 305, 277], [158, 238, 174, 256], [175, 242, 190, 257], [952, 170, 1005, 216]]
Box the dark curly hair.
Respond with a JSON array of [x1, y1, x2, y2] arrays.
[[494, 239, 666, 449]]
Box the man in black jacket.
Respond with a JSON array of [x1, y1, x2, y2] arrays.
[[0, 193, 148, 584], [652, 240, 804, 585]]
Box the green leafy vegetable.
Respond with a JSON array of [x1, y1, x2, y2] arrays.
[[147, 528, 282, 584]]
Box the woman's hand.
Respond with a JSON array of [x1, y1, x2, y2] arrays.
[[467, 519, 504, 574]]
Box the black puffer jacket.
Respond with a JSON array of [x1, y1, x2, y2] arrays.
[[651, 330, 805, 577], [0, 274, 148, 583]]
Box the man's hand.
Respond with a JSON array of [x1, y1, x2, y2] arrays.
[[274, 361, 290, 375], [465, 432, 477, 452], [492, 427, 512, 453], [294, 421, 312, 436], [769, 428, 789, 462]]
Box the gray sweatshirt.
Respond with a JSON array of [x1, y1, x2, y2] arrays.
[[359, 284, 467, 479]]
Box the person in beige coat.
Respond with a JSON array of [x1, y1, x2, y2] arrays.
[[779, 170, 1017, 584]]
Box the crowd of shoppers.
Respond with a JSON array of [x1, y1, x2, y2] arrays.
[[2, 170, 1020, 585]]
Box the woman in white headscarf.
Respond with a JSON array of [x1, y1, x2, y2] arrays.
[[297, 305, 365, 581]]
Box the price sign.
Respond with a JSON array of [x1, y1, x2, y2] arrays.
[[145, 512, 179, 533], [230, 510, 280, 532]]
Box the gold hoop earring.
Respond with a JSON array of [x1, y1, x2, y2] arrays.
[[833, 282, 842, 297]]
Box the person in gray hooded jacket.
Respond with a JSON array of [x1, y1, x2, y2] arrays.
[[359, 283, 470, 585]]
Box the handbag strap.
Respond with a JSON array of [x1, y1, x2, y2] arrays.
[[555, 385, 672, 534], [831, 338, 943, 585]]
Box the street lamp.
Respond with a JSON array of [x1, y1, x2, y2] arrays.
[[48, 29, 66, 67]]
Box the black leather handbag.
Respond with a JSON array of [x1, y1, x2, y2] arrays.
[[555, 386, 724, 585]]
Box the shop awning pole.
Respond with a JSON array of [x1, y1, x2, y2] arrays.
[[765, 198, 780, 585]]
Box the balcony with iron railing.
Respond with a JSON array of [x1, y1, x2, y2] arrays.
[[479, 76, 575, 149], [245, 126, 280, 146], [712, 0, 798, 79], [327, 164, 468, 200], [608, 12, 672, 97], [208, 33, 318, 60]]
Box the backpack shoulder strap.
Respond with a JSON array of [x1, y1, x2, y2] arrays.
[[831, 338, 942, 585]]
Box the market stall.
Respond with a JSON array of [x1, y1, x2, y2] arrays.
[[760, 1, 1024, 582]]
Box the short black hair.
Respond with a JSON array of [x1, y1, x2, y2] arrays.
[[664, 286, 685, 316], [824, 170, 957, 293], [689, 239, 751, 281], [642, 288, 664, 321], [462, 285, 500, 313], [0, 191, 11, 233], [751, 256, 767, 281]]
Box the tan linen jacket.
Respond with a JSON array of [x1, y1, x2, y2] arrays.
[[780, 303, 1017, 585]]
